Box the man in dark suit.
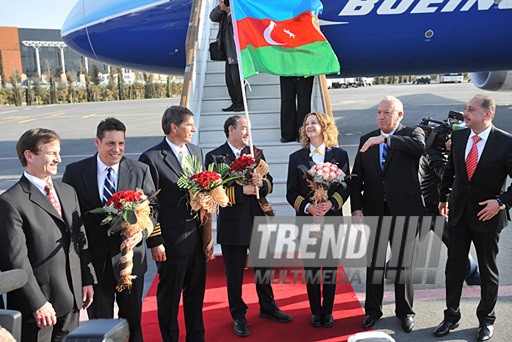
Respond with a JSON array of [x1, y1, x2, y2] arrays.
[[139, 106, 207, 342], [351, 96, 425, 333], [210, 0, 243, 112], [434, 95, 512, 341], [205, 115, 292, 337], [0, 128, 96, 342], [62, 118, 157, 342]]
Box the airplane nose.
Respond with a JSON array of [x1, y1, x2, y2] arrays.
[[61, 0, 97, 60]]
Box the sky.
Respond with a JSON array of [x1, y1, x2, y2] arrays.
[[0, 0, 77, 30]]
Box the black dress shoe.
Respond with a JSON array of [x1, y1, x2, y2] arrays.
[[401, 316, 414, 333], [233, 318, 250, 337], [362, 315, 378, 329], [477, 324, 493, 341], [222, 104, 235, 112], [310, 314, 322, 327], [232, 105, 244, 112], [259, 309, 292, 323], [323, 314, 334, 328], [433, 320, 459, 337]]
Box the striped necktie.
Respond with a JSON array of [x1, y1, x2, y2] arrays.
[[103, 167, 116, 205], [381, 143, 389, 170], [466, 135, 482, 181]]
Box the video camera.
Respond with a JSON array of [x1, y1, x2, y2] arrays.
[[418, 110, 465, 153], [224, 0, 230, 6]]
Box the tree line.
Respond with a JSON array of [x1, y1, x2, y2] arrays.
[[0, 51, 182, 107]]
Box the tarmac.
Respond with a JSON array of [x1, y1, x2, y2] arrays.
[[1, 82, 512, 341]]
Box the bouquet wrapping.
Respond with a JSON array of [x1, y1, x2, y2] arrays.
[[177, 155, 238, 259], [228, 149, 274, 216], [301, 162, 347, 206], [89, 188, 158, 291]]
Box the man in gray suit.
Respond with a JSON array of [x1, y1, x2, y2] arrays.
[[63, 118, 157, 342], [0, 128, 95, 342]]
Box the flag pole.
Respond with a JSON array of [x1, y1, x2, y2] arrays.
[[230, 0, 259, 198]]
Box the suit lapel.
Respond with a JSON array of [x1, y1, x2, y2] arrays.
[[161, 139, 183, 177], [472, 127, 498, 180], [365, 129, 382, 173], [382, 124, 404, 172], [117, 158, 133, 191], [20, 176, 64, 222], [186, 143, 203, 167], [224, 142, 236, 161], [54, 181, 73, 226], [81, 156, 102, 207], [456, 128, 472, 181], [300, 148, 312, 168]]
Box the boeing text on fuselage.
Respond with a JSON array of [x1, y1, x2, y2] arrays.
[[339, 0, 512, 16]]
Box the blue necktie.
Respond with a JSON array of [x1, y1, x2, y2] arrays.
[[381, 144, 389, 170], [102, 167, 116, 204]]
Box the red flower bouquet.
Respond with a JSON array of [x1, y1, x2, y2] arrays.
[[178, 156, 239, 259], [190, 171, 222, 190], [227, 149, 274, 216], [89, 188, 158, 291]]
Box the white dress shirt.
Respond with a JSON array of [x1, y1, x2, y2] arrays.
[[465, 124, 492, 162], [97, 155, 119, 202]]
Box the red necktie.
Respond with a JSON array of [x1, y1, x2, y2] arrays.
[[466, 135, 482, 181], [44, 182, 62, 217]]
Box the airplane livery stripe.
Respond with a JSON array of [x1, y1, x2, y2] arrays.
[[236, 11, 326, 50]]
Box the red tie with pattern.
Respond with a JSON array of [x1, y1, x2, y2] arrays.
[[44, 182, 62, 217], [466, 135, 482, 181]]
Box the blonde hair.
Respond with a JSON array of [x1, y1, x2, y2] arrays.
[[299, 112, 339, 149]]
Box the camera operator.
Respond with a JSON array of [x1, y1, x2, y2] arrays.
[[210, 0, 244, 112], [419, 113, 480, 285]]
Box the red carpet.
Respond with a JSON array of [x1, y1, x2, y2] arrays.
[[141, 257, 366, 341]]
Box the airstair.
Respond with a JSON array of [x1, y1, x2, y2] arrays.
[[184, 0, 327, 218]]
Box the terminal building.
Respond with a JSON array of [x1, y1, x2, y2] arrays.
[[0, 26, 110, 82]]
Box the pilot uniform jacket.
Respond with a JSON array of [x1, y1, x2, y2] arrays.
[[139, 138, 206, 341], [0, 176, 95, 318], [205, 142, 273, 246], [286, 146, 350, 216], [351, 123, 426, 217], [139, 138, 204, 256], [62, 156, 157, 284], [440, 126, 512, 233]]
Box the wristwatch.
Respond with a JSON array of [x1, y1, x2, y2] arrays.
[[382, 134, 389, 144], [496, 197, 506, 210]]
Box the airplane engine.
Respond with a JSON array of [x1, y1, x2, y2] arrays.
[[469, 71, 512, 92]]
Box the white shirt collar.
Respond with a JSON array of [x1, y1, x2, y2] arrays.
[[24, 171, 52, 195], [309, 142, 326, 154], [227, 140, 245, 158], [96, 154, 120, 175], [166, 137, 188, 159], [469, 124, 492, 142], [380, 127, 398, 136]]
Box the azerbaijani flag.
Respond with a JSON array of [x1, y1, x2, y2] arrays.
[[231, 0, 340, 79]]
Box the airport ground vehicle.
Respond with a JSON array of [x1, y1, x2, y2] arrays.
[[416, 75, 431, 84], [440, 73, 463, 83]]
